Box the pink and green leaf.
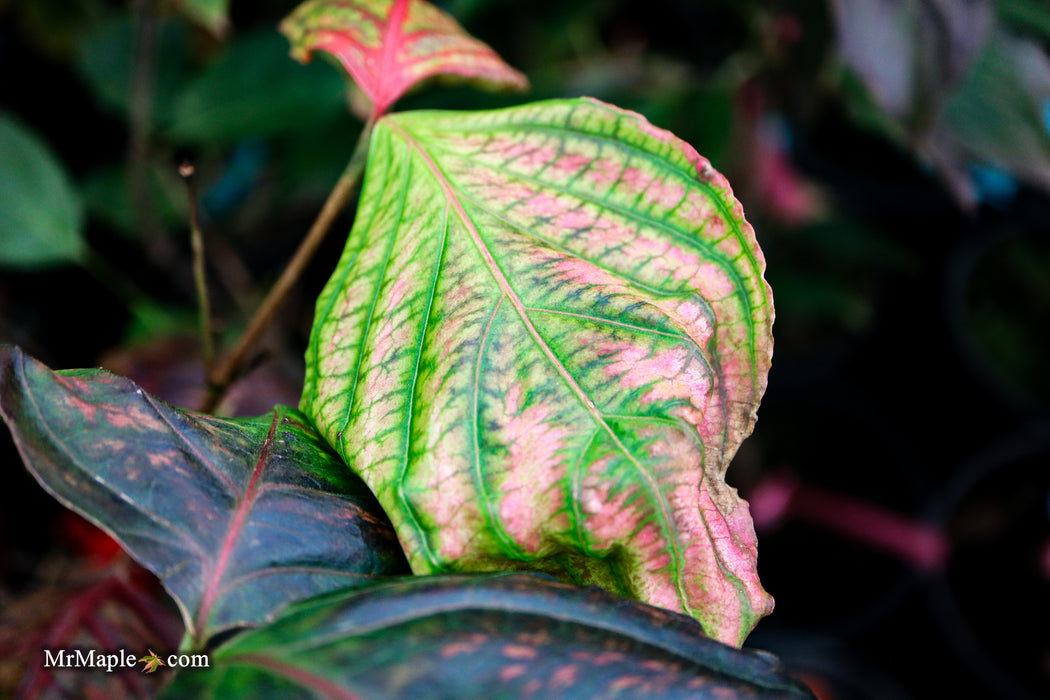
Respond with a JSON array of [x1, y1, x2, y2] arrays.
[[0, 346, 409, 651], [301, 98, 775, 646], [280, 0, 529, 119]]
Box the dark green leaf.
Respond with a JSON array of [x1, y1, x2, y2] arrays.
[[168, 31, 348, 143], [0, 346, 409, 650], [0, 114, 86, 267], [996, 0, 1050, 42], [160, 573, 813, 699], [82, 164, 187, 236], [74, 16, 191, 126]]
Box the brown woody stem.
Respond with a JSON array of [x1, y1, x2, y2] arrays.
[[199, 124, 373, 413]]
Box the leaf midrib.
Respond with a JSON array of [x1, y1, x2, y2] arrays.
[[422, 130, 760, 338], [193, 408, 281, 645], [387, 119, 692, 616], [408, 111, 764, 285]]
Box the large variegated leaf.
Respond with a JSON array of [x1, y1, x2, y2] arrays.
[[280, 0, 528, 118], [302, 97, 774, 646], [0, 346, 409, 650], [161, 574, 813, 699]]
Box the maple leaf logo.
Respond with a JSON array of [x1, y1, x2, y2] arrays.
[[138, 649, 165, 674]]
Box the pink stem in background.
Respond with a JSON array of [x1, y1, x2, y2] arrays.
[[749, 474, 951, 573], [1041, 536, 1050, 582]]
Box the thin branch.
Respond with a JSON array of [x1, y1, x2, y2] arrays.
[[199, 124, 373, 413], [179, 160, 216, 372]]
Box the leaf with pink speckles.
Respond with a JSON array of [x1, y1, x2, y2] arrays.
[[0, 345, 409, 651], [160, 573, 813, 699], [280, 0, 529, 119], [302, 98, 775, 645]]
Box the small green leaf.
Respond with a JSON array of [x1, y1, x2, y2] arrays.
[[0, 114, 86, 267], [0, 346, 409, 650], [280, 0, 529, 118], [160, 573, 814, 699], [139, 649, 166, 674], [302, 98, 774, 645]]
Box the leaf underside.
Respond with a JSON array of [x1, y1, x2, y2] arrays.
[[160, 573, 813, 699], [0, 346, 409, 649], [302, 98, 775, 646], [280, 0, 529, 118]]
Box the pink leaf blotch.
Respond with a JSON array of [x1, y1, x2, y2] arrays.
[[280, 0, 529, 119], [302, 98, 775, 646]]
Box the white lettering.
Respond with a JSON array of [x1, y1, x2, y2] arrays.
[[42, 649, 65, 668]]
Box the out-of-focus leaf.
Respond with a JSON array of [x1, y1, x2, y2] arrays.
[[98, 335, 303, 417], [302, 98, 774, 646], [0, 566, 181, 699], [830, 0, 993, 126], [995, 0, 1050, 41], [832, 2, 1050, 205], [280, 0, 529, 118], [168, 30, 348, 143], [172, 0, 231, 37], [82, 164, 187, 236], [934, 29, 1050, 203], [0, 346, 410, 650], [74, 16, 191, 125], [5, 0, 102, 59], [0, 114, 86, 268], [964, 232, 1050, 405], [160, 573, 814, 699]]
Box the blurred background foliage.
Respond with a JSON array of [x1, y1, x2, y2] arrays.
[[0, 0, 1048, 698]]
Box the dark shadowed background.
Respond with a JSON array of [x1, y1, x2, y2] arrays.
[[1, 0, 1048, 698]]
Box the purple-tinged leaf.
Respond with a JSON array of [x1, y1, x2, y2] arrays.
[[0, 346, 409, 650], [1, 566, 179, 700], [302, 98, 775, 645], [160, 573, 814, 699], [831, 0, 993, 123], [279, 0, 529, 119]]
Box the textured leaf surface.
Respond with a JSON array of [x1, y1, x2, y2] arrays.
[[280, 0, 529, 118], [0, 346, 409, 649], [0, 114, 85, 267], [161, 573, 813, 699], [302, 98, 774, 645]]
